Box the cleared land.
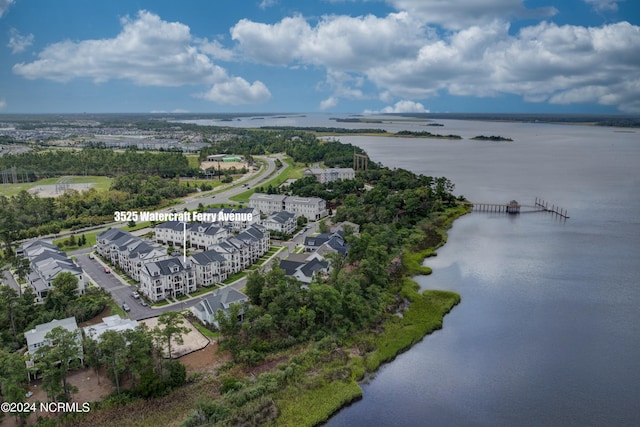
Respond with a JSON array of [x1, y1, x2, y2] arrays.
[[0, 175, 112, 197]]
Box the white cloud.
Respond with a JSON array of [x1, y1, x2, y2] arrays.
[[259, 0, 278, 10], [385, 0, 557, 30], [197, 77, 271, 105], [232, 10, 640, 112], [7, 28, 34, 54], [319, 96, 338, 110], [0, 0, 14, 18], [13, 11, 222, 85], [231, 12, 426, 70], [364, 100, 429, 114], [583, 0, 622, 12], [12, 10, 270, 105], [197, 38, 236, 61], [0, 98, 6, 110]]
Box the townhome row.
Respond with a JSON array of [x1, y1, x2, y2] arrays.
[[248, 193, 327, 220], [97, 223, 270, 302], [18, 240, 86, 303], [96, 228, 168, 281]]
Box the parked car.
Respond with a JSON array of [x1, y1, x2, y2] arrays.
[[140, 300, 148, 307], [122, 303, 130, 312], [104, 267, 110, 273], [132, 291, 140, 299], [88, 253, 94, 259]]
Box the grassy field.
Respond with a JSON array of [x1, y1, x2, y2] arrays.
[[0, 175, 112, 197]]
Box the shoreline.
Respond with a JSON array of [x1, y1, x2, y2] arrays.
[[275, 205, 469, 426]]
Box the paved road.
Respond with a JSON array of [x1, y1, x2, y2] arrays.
[[181, 154, 282, 210]]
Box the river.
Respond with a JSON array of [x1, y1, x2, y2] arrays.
[[324, 121, 640, 426]]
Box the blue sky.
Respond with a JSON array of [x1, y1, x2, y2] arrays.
[[0, 0, 638, 114]]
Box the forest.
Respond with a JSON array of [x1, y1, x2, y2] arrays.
[[0, 148, 196, 180], [199, 129, 369, 167]]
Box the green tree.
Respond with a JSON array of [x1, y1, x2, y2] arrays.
[[154, 312, 190, 360], [45, 272, 79, 314], [83, 335, 102, 385], [318, 219, 329, 234], [98, 330, 127, 395], [123, 325, 155, 389], [35, 326, 82, 402], [0, 349, 28, 424]]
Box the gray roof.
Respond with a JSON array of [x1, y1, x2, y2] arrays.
[[237, 224, 266, 243], [268, 211, 296, 224], [143, 257, 191, 276], [25, 317, 78, 349], [279, 259, 305, 275], [156, 220, 190, 231], [196, 287, 248, 316], [191, 249, 226, 265], [300, 258, 329, 277]]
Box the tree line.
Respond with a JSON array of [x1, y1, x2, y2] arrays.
[[0, 148, 195, 180]]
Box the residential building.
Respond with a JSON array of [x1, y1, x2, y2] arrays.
[[205, 207, 259, 231], [139, 257, 195, 302], [263, 211, 296, 234], [236, 224, 270, 263], [154, 221, 190, 247], [279, 257, 329, 285], [303, 167, 355, 183], [249, 193, 327, 220], [190, 250, 228, 287], [20, 240, 85, 303], [25, 317, 82, 360], [191, 287, 249, 327], [208, 241, 243, 274], [189, 222, 229, 250], [83, 315, 139, 341], [304, 231, 347, 254], [248, 193, 287, 215], [96, 228, 167, 280]]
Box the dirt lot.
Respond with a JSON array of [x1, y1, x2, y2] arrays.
[[27, 183, 93, 198], [140, 316, 209, 359], [200, 161, 247, 171]]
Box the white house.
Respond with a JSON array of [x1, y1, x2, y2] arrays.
[[192, 287, 249, 327], [303, 167, 355, 184], [24, 317, 82, 359], [206, 207, 260, 232], [188, 222, 229, 250], [139, 257, 196, 302], [190, 250, 228, 288], [249, 193, 327, 220], [263, 211, 296, 234], [248, 193, 287, 215], [83, 315, 139, 341], [96, 228, 167, 280]]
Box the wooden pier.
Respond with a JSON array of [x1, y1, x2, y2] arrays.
[[470, 198, 569, 219], [471, 200, 521, 214], [534, 197, 570, 219]]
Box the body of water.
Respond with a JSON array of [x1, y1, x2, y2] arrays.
[[323, 121, 640, 426]]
